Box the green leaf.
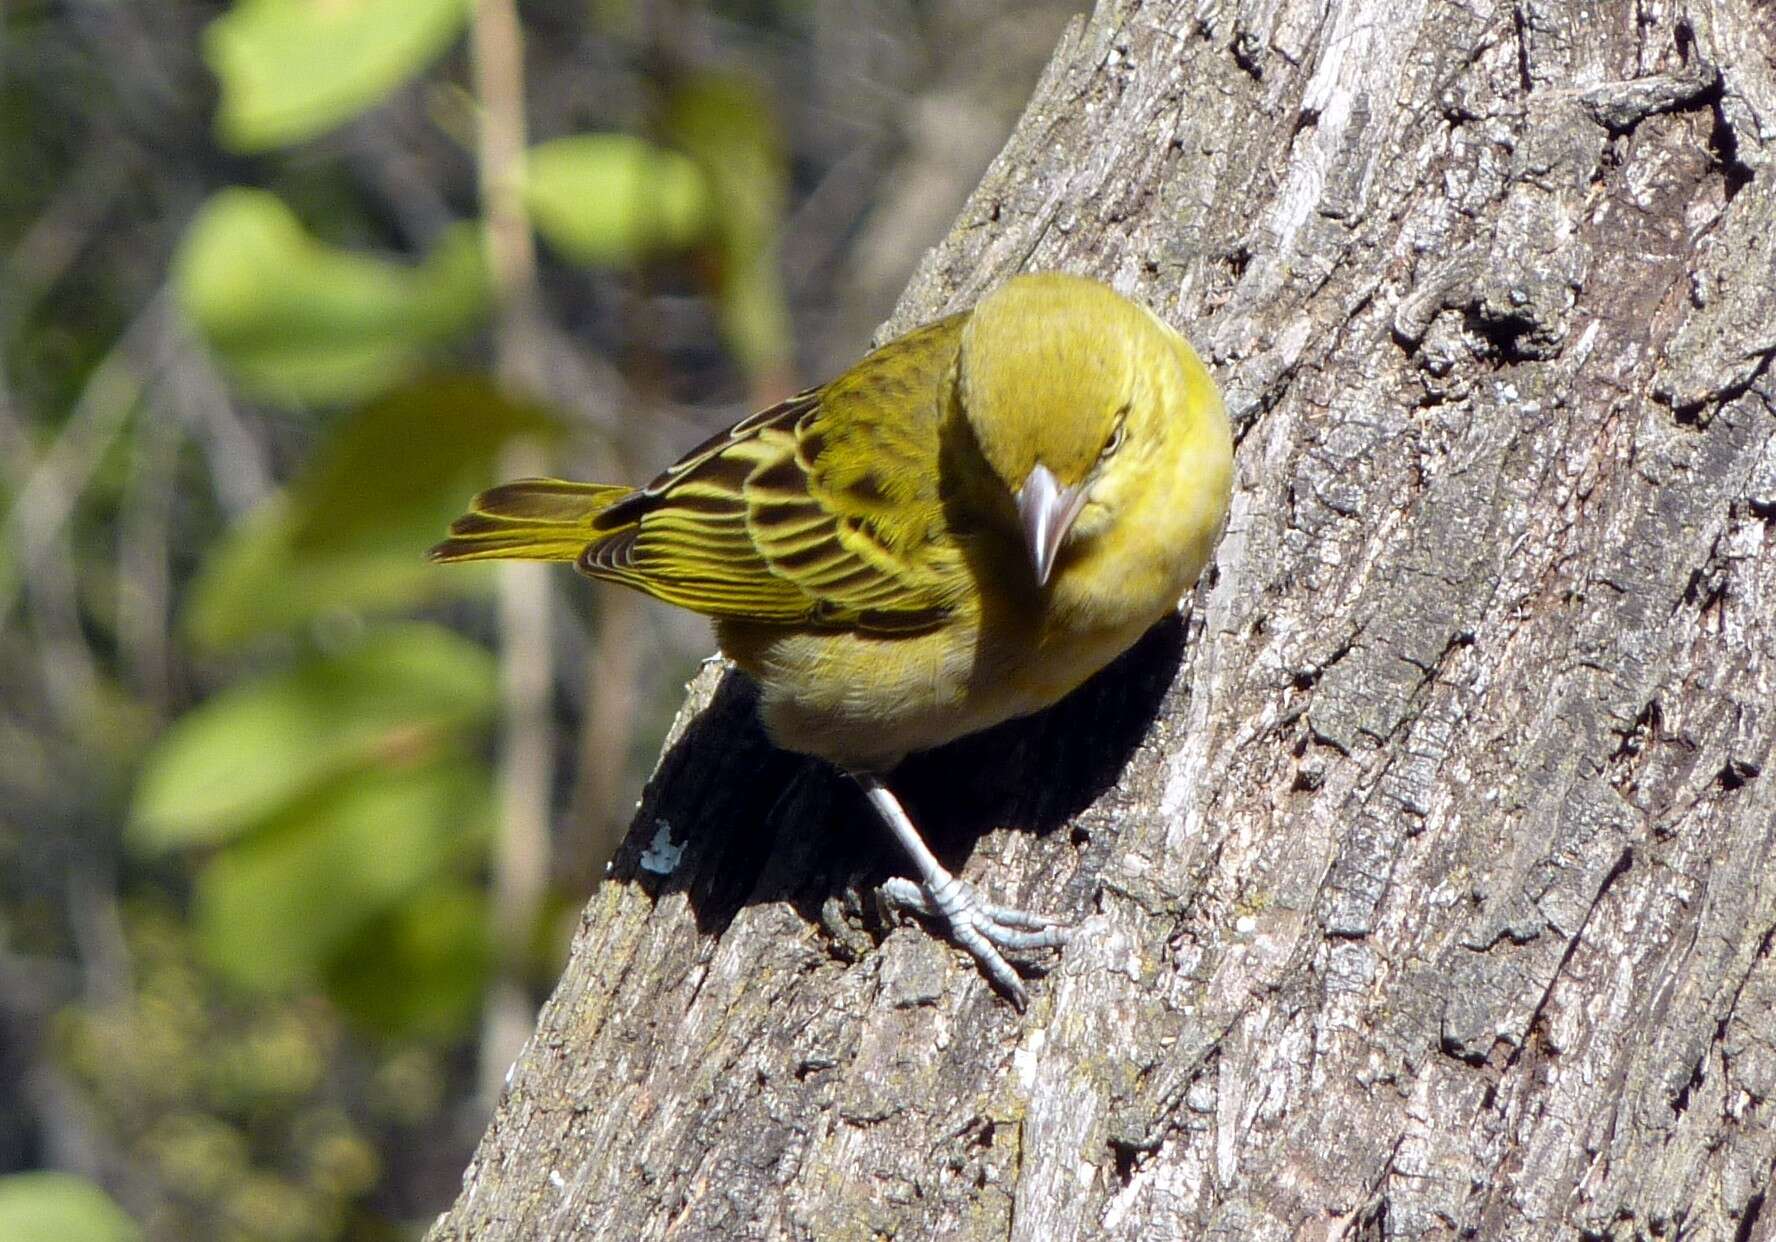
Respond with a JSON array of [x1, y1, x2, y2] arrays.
[[193, 759, 490, 992], [663, 73, 793, 381], [183, 374, 556, 649], [326, 883, 492, 1038], [174, 189, 488, 405], [525, 134, 711, 266], [0, 1173, 139, 1242], [205, 0, 470, 151], [129, 623, 496, 852]]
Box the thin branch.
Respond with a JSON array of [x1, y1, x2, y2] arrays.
[[116, 384, 183, 711], [67, 862, 132, 1011], [164, 322, 272, 516], [471, 0, 557, 1109], [21, 510, 102, 731]]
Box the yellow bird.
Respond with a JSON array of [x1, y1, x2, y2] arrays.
[[433, 272, 1232, 1007]]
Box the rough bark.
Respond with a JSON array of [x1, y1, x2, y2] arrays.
[[429, 0, 1776, 1237]]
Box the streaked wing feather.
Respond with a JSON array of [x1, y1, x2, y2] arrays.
[[579, 314, 970, 630]]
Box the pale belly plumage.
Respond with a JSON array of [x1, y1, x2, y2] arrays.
[[719, 616, 1148, 771]]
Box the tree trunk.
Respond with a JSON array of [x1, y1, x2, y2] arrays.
[[428, 0, 1776, 1237]]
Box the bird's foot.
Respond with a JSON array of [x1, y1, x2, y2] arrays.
[[879, 875, 1070, 1010]]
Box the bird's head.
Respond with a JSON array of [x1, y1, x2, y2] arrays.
[[954, 272, 1184, 587]]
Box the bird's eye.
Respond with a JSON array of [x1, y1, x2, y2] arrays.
[[1100, 412, 1129, 460]]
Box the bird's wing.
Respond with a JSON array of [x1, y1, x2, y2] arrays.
[[583, 313, 972, 631]]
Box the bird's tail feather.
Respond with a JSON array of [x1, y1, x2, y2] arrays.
[[429, 478, 636, 563]]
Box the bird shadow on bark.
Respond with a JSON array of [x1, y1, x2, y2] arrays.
[[608, 612, 1188, 954]]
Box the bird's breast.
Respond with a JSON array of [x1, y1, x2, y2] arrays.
[[716, 593, 1161, 774], [716, 616, 1001, 770]]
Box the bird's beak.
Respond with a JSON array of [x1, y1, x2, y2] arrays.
[[1016, 463, 1089, 588]]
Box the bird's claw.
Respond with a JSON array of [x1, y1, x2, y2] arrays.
[[879, 875, 1070, 1009]]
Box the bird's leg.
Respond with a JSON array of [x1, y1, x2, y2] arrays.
[[850, 770, 1069, 1009]]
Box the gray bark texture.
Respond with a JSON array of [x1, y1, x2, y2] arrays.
[[430, 0, 1776, 1237]]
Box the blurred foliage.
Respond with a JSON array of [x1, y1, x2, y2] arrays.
[[128, 620, 497, 1025], [525, 134, 711, 267], [131, 624, 497, 850], [191, 756, 490, 999], [206, 0, 471, 152], [0, 1172, 139, 1242], [664, 73, 794, 385], [174, 193, 490, 406], [182, 377, 555, 649], [0, 0, 1075, 1237], [56, 905, 432, 1242], [323, 884, 492, 1041]]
